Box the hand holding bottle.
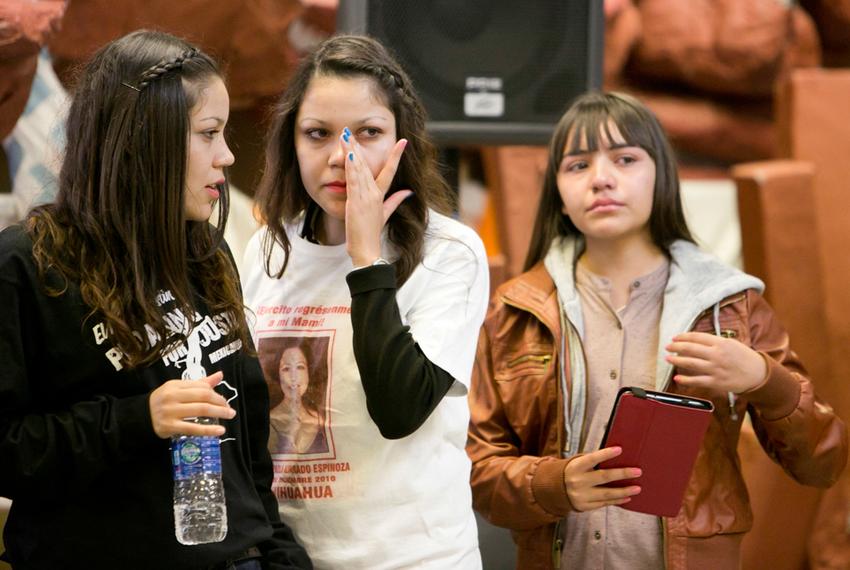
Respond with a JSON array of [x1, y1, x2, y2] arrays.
[[149, 371, 236, 438]]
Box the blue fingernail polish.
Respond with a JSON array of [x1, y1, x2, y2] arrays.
[[343, 127, 351, 137], [348, 152, 354, 161], [343, 133, 350, 143]]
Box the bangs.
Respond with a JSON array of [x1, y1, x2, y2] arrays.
[[563, 100, 657, 158]]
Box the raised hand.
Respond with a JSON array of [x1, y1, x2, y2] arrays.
[[665, 331, 767, 394], [563, 446, 642, 512], [149, 371, 236, 438], [340, 127, 413, 267]]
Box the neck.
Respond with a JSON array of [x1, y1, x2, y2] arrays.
[[580, 233, 667, 308], [316, 213, 345, 246]]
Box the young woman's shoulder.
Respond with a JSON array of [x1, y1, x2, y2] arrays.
[[0, 224, 36, 272], [423, 209, 486, 260]]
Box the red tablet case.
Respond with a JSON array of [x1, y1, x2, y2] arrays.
[[598, 387, 714, 517]]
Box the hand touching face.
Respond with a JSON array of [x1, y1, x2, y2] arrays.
[[294, 74, 398, 245]]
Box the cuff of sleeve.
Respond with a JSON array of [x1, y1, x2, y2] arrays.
[[113, 392, 161, 453], [346, 264, 396, 295], [530, 456, 575, 516], [742, 353, 802, 421]]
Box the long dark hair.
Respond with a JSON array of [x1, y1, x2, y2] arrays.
[[26, 29, 250, 368], [524, 91, 694, 271], [255, 34, 455, 286]]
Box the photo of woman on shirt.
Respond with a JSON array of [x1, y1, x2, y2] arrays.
[[260, 336, 332, 458]]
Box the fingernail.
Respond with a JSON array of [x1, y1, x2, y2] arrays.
[[342, 132, 350, 143], [227, 407, 236, 418], [630, 468, 642, 477], [348, 152, 354, 161], [343, 127, 351, 137]]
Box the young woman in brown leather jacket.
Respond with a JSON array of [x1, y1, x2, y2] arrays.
[[467, 91, 847, 569]]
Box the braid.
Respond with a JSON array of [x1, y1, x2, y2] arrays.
[[134, 48, 199, 90]]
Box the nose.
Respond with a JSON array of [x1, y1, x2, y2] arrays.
[[215, 140, 236, 168], [328, 135, 346, 169], [590, 156, 615, 192]]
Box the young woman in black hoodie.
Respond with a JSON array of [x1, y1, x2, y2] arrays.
[[0, 30, 311, 570]]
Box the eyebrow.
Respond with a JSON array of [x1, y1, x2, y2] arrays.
[[563, 142, 633, 157], [298, 115, 392, 125], [197, 116, 225, 125]]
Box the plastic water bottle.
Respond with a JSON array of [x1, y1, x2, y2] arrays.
[[172, 417, 228, 545]]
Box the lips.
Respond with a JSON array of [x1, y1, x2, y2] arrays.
[[324, 180, 347, 194], [588, 198, 624, 212], [204, 181, 223, 200]]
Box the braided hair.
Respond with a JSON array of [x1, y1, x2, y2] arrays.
[[26, 30, 251, 369], [127, 48, 200, 91], [255, 34, 455, 286]]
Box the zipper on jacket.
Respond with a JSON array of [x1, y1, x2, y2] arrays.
[[507, 353, 552, 368], [552, 519, 563, 569], [500, 295, 584, 570]]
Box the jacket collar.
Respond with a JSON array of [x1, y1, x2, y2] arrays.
[[498, 262, 561, 338]]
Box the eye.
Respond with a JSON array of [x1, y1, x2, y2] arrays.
[[202, 129, 220, 140], [357, 127, 382, 139], [304, 128, 330, 141], [562, 160, 588, 173], [616, 154, 638, 166]]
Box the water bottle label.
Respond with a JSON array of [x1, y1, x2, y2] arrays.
[[172, 436, 222, 480]]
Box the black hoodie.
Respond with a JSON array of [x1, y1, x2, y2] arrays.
[[0, 225, 311, 570]]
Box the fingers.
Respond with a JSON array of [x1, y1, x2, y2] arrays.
[[340, 129, 407, 198], [672, 373, 714, 386], [382, 189, 414, 223], [149, 377, 236, 439], [572, 445, 624, 469], [666, 339, 714, 360], [670, 332, 719, 346], [578, 487, 642, 511], [203, 370, 224, 388], [568, 447, 641, 485], [375, 139, 408, 192], [665, 353, 710, 374], [563, 447, 642, 511]]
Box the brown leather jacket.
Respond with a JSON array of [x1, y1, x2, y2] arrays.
[[468, 262, 847, 570]]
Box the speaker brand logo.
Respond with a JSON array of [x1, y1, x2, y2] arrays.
[[464, 76, 504, 118], [465, 77, 503, 92]]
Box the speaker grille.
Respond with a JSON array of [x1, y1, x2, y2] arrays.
[[338, 0, 602, 145]]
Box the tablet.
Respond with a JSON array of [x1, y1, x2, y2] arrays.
[[598, 386, 714, 517]]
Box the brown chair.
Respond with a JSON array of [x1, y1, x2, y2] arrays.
[[733, 160, 829, 570], [732, 67, 850, 569], [776, 67, 850, 570]]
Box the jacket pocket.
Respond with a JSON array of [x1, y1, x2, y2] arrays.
[[494, 343, 554, 381]]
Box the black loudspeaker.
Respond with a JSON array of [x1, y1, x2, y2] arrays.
[[336, 0, 604, 146]]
